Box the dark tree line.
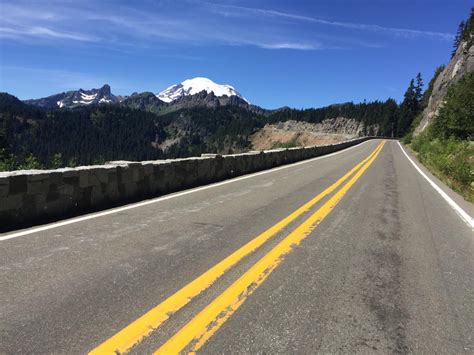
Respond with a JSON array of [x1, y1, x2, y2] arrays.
[[266, 74, 425, 139]]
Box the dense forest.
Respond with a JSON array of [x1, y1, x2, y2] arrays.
[[0, 94, 165, 170], [0, 94, 268, 169]]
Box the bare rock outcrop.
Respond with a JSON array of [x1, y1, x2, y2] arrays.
[[414, 40, 474, 135], [251, 117, 373, 150]]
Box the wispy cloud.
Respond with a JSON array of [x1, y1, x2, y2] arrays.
[[258, 42, 320, 50], [204, 2, 454, 41], [0, 0, 453, 53], [0, 1, 342, 50], [0, 26, 97, 41]]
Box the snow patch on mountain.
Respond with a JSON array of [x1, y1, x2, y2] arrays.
[[72, 100, 94, 105], [157, 77, 249, 103], [80, 92, 97, 101]]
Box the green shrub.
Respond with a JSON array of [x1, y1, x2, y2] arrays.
[[411, 134, 473, 202], [402, 131, 413, 144], [270, 138, 299, 149], [18, 153, 43, 170]]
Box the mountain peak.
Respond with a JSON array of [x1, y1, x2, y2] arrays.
[[25, 84, 118, 109], [157, 77, 249, 104], [98, 84, 111, 96]]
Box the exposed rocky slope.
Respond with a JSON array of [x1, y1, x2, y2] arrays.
[[251, 117, 367, 150], [414, 40, 474, 135]]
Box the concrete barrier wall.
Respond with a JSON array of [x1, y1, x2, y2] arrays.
[[0, 137, 375, 230]]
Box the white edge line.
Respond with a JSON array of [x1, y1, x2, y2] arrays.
[[0, 140, 374, 241], [398, 141, 473, 229]]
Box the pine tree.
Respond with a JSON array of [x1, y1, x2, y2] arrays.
[[0, 112, 12, 160], [452, 21, 465, 58], [461, 7, 474, 42], [398, 79, 416, 136], [414, 72, 424, 111], [383, 98, 399, 138]]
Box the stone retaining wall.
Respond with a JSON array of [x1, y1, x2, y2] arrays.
[[0, 137, 375, 230]]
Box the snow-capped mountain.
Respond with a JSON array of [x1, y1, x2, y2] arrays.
[[25, 84, 119, 109], [157, 77, 249, 104], [23, 78, 256, 112]]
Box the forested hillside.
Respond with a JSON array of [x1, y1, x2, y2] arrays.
[[0, 94, 165, 170], [0, 95, 268, 169]]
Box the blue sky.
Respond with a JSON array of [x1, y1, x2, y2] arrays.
[[0, 0, 471, 109]]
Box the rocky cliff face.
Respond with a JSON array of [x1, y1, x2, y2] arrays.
[[414, 40, 474, 135], [250, 117, 371, 150]]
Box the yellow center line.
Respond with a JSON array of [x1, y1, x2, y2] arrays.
[[89, 141, 384, 355], [155, 141, 385, 354]]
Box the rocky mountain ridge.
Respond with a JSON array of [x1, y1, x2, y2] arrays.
[[120, 90, 263, 115], [24, 84, 119, 109], [24, 77, 254, 112]]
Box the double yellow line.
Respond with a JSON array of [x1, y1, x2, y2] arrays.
[[90, 141, 385, 355]]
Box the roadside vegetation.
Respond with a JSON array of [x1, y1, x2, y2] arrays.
[[270, 138, 299, 149], [406, 71, 473, 202], [402, 9, 473, 202]]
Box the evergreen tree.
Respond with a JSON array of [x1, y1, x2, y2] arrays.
[[383, 98, 399, 138], [414, 73, 424, 112], [452, 21, 465, 58], [0, 112, 13, 166], [398, 79, 417, 137], [0, 112, 12, 153], [461, 7, 474, 42]]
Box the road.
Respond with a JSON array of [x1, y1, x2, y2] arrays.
[[0, 139, 473, 354]]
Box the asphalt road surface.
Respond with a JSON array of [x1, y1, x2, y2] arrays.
[[1, 139, 473, 354]]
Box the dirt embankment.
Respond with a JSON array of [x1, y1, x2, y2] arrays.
[[251, 117, 365, 150]]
